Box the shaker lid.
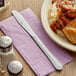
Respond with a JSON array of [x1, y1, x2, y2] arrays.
[[0, 36, 12, 48], [7, 61, 23, 74]]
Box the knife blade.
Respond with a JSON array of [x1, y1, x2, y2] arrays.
[[12, 10, 63, 70]]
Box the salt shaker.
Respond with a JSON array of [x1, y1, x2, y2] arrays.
[[0, 36, 15, 71], [7, 61, 25, 76]]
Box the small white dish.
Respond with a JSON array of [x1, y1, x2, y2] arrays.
[[41, 0, 76, 52]]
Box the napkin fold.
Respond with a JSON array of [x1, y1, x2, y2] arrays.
[[0, 8, 73, 76]]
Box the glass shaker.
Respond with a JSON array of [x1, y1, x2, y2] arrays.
[[7, 61, 25, 76], [0, 36, 15, 71]]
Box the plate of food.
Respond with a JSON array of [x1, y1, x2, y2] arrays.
[[41, 0, 76, 52]]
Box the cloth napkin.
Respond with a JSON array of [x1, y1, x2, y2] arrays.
[[0, 8, 73, 76]]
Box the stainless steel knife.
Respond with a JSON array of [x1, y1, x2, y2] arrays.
[[12, 10, 63, 70]]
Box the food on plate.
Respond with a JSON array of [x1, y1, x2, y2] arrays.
[[63, 27, 76, 44], [59, 1, 76, 18], [48, 0, 76, 44], [62, 19, 76, 44]]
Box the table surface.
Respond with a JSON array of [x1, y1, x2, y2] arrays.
[[0, 0, 76, 76]]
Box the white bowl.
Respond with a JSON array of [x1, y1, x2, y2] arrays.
[[41, 0, 76, 52]]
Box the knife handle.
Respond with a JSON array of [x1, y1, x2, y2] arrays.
[[33, 35, 63, 70]]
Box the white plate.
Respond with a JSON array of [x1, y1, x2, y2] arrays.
[[41, 0, 76, 52]]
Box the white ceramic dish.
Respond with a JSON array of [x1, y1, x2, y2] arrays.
[[41, 0, 76, 52]]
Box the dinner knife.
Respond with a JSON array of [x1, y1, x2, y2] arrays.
[[12, 10, 63, 70]]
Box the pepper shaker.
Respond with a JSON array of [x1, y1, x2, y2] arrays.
[[0, 36, 15, 71], [7, 61, 25, 76]]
